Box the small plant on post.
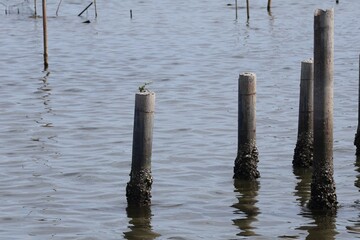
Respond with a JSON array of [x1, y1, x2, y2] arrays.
[[138, 81, 152, 93]]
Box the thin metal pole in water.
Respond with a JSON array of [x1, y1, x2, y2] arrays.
[[94, 0, 97, 17], [355, 55, 360, 155], [56, 0, 63, 16], [234, 72, 259, 180], [293, 59, 314, 168], [126, 91, 155, 206], [78, 2, 93, 17], [130, 9, 132, 19], [42, 0, 48, 71], [267, 0, 272, 12], [246, 0, 250, 20], [309, 8, 337, 212], [235, 0, 238, 20], [34, 0, 37, 16]]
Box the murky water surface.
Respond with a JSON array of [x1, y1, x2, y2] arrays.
[[1, 0, 360, 239]]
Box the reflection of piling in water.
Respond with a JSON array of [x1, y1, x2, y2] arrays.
[[232, 179, 260, 237], [347, 157, 360, 233], [126, 92, 155, 206], [234, 73, 259, 180], [309, 9, 337, 212], [305, 212, 338, 240], [354, 157, 360, 189], [293, 59, 314, 168], [293, 168, 312, 207], [124, 205, 160, 239], [296, 175, 338, 239], [354, 55, 360, 155]]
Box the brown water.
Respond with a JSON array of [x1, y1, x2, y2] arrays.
[[0, 0, 360, 239]]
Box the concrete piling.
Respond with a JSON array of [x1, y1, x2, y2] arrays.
[[293, 59, 314, 168], [126, 91, 155, 206], [309, 9, 337, 212], [234, 73, 260, 180]]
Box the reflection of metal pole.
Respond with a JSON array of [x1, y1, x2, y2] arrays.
[[42, 0, 48, 71]]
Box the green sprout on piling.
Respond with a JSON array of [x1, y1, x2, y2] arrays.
[[138, 81, 152, 93]]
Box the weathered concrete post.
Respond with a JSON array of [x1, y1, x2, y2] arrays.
[[354, 55, 360, 155], [309, 9, 337, 211], [293, 59, 314, 168], [234, 73, 260, 180], [126, 91, 155, 206]]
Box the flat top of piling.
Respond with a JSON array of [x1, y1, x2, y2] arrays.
[[302, 58, 313, 63], [314, 8, 334, 16], [136, 91, 155, 96], [241, 72, 256, 77]]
